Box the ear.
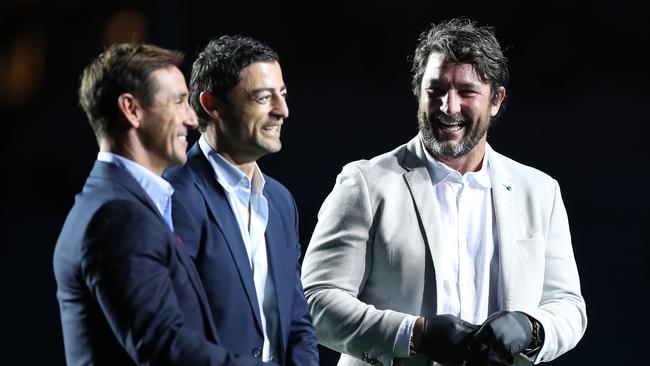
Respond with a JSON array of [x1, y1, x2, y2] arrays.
[[490, 86, 506, 117], [117, 93, 142, 128], [199, 91, 222, 120]]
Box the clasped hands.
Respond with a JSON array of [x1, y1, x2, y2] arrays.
[[417, 311, 532, 366]]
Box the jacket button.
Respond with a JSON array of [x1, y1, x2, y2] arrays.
[[252, 347, 262, 358]]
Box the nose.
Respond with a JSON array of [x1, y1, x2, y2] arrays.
[[184, 102, 199, 129], [271, 94, 289, 119], [440, 90, 460, 116]]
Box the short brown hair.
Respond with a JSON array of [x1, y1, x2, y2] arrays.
[[79, 43, 183, 140]]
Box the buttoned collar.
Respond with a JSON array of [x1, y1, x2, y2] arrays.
[[198, 136, 266, 195]]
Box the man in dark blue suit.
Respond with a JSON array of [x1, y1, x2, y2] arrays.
[[165, 36, 319, 366], [53, 43, 275, 366]]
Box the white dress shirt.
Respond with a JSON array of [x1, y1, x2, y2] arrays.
[[395, 142, 500, 357], [97, 152, 174, 231], [199, 137, 280, 362]]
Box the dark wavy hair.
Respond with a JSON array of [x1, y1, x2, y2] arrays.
[[79, 43, 183, 140], [411, 18, 508, 106], [189, 35, 279, 131]]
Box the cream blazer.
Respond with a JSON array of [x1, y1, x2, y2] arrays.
[[301, 135, 587, 366]]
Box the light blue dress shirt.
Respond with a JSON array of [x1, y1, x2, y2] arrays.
[[97, 152, 175, 231], [199, 137, 280, 362]]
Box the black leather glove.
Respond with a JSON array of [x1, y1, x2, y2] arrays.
[[469, 311, 532, 365], [417, 314, 479, 365]]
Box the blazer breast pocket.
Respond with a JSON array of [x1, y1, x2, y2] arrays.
[[516, 236, 543, 246], [515, 236, 545, 260], [514, 237, 545, 272], [512, 236, 545, 306]]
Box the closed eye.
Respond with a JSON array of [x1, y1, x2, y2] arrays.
[[459, 89, 480, 97], [426, 88, 445, 97], [249, 91, 272, 104], [256, 94, 271, 103]]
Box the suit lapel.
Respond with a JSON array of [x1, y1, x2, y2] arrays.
[[488, 150, 516, 310], [264, 191, 291, 361], [400, 137, 445, 311], [91, 161, 168, 228], [399, 140, 521, 312], [90, 160, 222, 342], [187, 146, 264, 330]]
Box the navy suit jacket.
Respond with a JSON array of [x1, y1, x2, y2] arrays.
[[53, 161, 272, 366], [165, 143, 319, 366]]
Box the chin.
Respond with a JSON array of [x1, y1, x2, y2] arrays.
[[262, 142, 282, 154], [169, 154, 187, 167]]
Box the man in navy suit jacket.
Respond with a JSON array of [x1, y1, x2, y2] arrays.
[[53, 43, 275, 366], [165, 36, 319, 366]]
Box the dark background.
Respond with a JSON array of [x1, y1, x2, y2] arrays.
[[2, 0, 648, 364]]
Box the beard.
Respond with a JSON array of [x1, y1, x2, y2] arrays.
[[418, 108, 491, 160]]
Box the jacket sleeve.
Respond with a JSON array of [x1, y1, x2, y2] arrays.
[[80, 200, 273, 366], [525, 180, 587, 364], [301, 164, 409, 365]]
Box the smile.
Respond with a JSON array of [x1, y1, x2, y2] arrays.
[[261, 125, 281, 136], [176, 131, 188, 142], [437, 120, 466, 132]]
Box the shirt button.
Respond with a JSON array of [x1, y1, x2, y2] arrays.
[[252, 347, 262, 358]]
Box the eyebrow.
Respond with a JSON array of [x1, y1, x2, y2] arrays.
[[250, 85, 288, 94], [425, 79, 482, 89], [161, 91, 187, 103], [457, 82, 482, 89], [168, 91, 188, 99]]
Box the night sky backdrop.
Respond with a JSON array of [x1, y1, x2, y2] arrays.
[[2, 0, 648, 364]]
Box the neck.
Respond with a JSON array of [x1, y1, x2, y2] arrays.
[[218, 151, 257, 180], [99, 133, 165, 176], [202, 130, 257, 180]]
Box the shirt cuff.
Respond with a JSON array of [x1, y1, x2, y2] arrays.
[[393, 315, 419, 358]]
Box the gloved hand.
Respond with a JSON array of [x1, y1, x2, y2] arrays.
[[417, 314, 479, 365], [468, 311, 532, 365]]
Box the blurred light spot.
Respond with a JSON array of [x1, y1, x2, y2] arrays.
[[0, 27, 47, 107], [102, 8, 148, 46]]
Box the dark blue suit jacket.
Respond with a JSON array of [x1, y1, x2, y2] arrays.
[[165, 144, 319, 366], [53, 161, 273, 366]]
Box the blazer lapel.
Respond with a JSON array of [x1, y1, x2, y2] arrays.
[[187, 147, 264, 331], [488, 149, 517, 310], [400, 136, 445, 312], [91, 161, 169, 229], [91, 160, 222, 342], [263, 193, 291, 362], [398, 140, 521, 313]]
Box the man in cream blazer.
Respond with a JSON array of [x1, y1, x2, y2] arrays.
[[301, 19, 586, 366]]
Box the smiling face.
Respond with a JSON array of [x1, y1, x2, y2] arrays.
[[213, 61, 288, 164], [418, 51, 504, 160], [138, 66, 198, 171]]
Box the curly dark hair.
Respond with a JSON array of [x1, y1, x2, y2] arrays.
[[411, 18, 508, 106], [79, 43, 183, 140], [189, 35, 279, 131]]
